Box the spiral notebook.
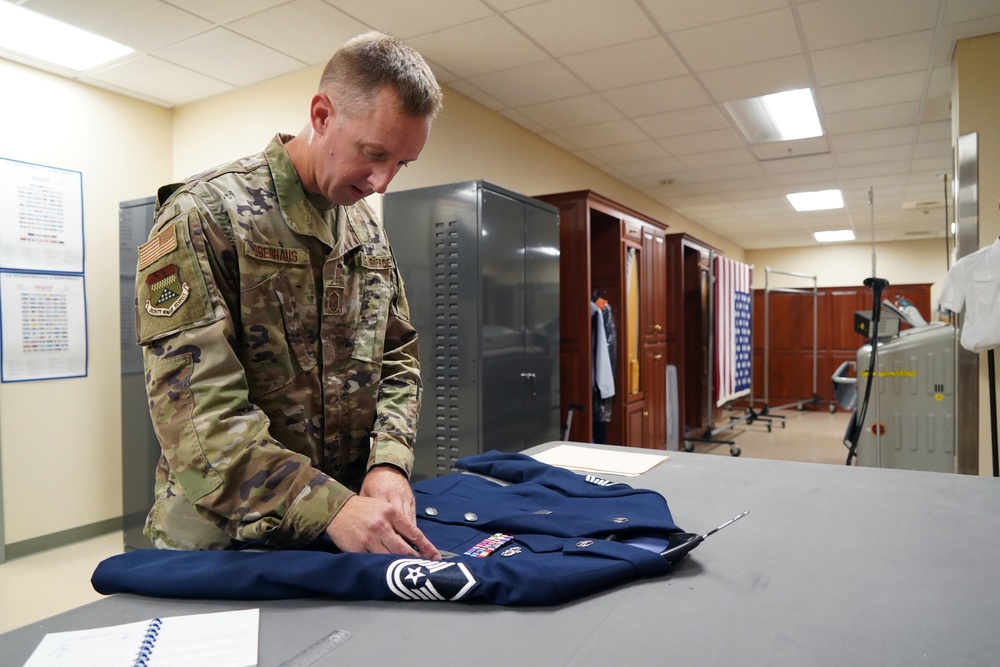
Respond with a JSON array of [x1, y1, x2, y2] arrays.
[[22, 608, 258, 667]]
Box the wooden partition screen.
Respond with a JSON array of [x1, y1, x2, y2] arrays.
[[751, 283, 933, 410]]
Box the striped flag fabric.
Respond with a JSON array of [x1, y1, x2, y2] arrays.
[[715, 256, 752, 407]]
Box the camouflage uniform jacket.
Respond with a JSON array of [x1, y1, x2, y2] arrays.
[[135, 134, 421, 550]]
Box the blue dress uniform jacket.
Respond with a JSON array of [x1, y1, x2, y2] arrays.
[[92, 452, 689, 606]]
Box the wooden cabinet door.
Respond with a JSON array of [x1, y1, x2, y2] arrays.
[[643, 342, 668, 449], [624, 399, 646, 448], [643, 226, 667, 342]]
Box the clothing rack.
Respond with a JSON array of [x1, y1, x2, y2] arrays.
[[684, 253, 772, 457], [761, 267, 827, 416]]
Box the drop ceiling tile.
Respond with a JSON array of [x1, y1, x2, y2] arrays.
[[552, 119, 648, 150], [498, 109, 547, 134], [811, 31, 934, 87], [698, 55, 811, 103], [824, 102, 920, 136], [760, 154, 836, 175], [836, 145, 914, 168], [515, 94, 623, 131], [603, 76, 711, 117], [329, 0, 494, 39], [153, 27, 306, 87], [24, 0, 211, 51], [668, 9, 801, 73], [912, 140, 951, 159], [227, 0, 368, 65], [447, 80, 505, 110], [505, 0, 659, 57], [407, 17, 548, 79], [539, 132, 580, 153], [679, 148, 757, 170], [465, 60, 589, 108], [615, 156, 688, 178], [798, 0, 939, 51], [817, 71, 925, 115], [634, 105, 730, 139], [917, 120, 951, 142], [657, 128, 745, 156], [560, 37, 689, 92], [909, 155, 952, 173], [942, 0, 1000, 25], [586, 141, 671, 166], [161, 0, 288, 23], [86, 55, 234, 106], [643, 0, 787, 32], [828, 127, 917, 153]]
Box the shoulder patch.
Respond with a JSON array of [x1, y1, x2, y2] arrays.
[[135, 211, 217, 345], [138, 225, 177, 270]]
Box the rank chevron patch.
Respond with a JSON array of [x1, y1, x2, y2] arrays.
[[385, 559, 477, 601]]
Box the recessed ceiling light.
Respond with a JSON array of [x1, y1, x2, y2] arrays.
[[787, 189, 844, 212], [0, 0, 133, 71], [814, 230, 855, 243], [724, 88, 823, 144]]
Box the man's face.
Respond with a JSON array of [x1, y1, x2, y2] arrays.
[[312, 86, 431, 206]]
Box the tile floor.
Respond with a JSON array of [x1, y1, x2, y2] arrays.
[[0, 407, 851, 635]]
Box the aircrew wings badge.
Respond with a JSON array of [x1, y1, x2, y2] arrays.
[[144, 264, 190, 317]]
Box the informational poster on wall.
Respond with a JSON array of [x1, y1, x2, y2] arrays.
[[0, 272, 88, 382], [0, 157, 84, 274]]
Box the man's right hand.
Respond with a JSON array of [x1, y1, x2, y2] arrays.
[[325, 495, 440, 560]]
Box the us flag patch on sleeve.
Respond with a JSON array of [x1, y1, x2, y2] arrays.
[[138, 225, 177, 270]]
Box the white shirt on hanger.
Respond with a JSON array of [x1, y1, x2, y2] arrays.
[[940, 237, 1000, 353]]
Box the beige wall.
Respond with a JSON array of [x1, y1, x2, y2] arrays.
[[953, 33, 1000, 476], [747, 238, 952, 315], [0, 59, 172, 543]]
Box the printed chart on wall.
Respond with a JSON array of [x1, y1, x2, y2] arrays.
[[0, 272, 87, 381], [0, 157, 87, 382]]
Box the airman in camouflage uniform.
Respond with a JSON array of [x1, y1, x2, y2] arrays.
[[134, 32, 443, 557]]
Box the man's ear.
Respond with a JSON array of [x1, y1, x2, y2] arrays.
[[310, 93, 335, 134]]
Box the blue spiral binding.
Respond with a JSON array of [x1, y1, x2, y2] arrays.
[[132, 617, 163, 667]]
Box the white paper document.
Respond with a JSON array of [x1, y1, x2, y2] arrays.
[[22, 608, 259, 667], [532, 444, 669, 476]]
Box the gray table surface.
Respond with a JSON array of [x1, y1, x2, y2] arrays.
[[3, 442, 1000, 666]]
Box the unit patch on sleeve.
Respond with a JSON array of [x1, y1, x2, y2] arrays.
[[385, 559, 477, 601], [144, 264, 190, 317]]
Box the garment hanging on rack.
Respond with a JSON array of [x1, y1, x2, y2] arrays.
[[591, 298, 617, 443], [940, 237, 1000, 353]]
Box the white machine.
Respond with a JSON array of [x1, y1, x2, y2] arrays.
[[849, 311, 956, 473]]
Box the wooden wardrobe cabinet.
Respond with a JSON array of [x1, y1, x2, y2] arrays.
[[663, 234, 715, 438], [536, 190, 669, 449]]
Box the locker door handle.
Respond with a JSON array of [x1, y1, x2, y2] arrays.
[[520, 372, 537, 397], [654, 354, 663, 360]]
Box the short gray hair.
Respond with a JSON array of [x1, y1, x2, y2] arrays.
[[320, 31, 443, 120]]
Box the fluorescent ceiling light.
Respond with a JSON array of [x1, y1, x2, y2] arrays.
[[0, 1, 133, 71], [724, 88, 823, 144], [814, 230, 855, 243], [787, 189, 844, 212]]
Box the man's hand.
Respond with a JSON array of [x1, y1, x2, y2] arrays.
[[324, 465, 440, 560]]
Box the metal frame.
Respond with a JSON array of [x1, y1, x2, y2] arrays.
[[762, 267, 827, 414], [685, 253, 775, 456]]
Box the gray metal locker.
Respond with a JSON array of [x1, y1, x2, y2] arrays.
[[119, 196, 159, 550], [384, 181, 560, 479]]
